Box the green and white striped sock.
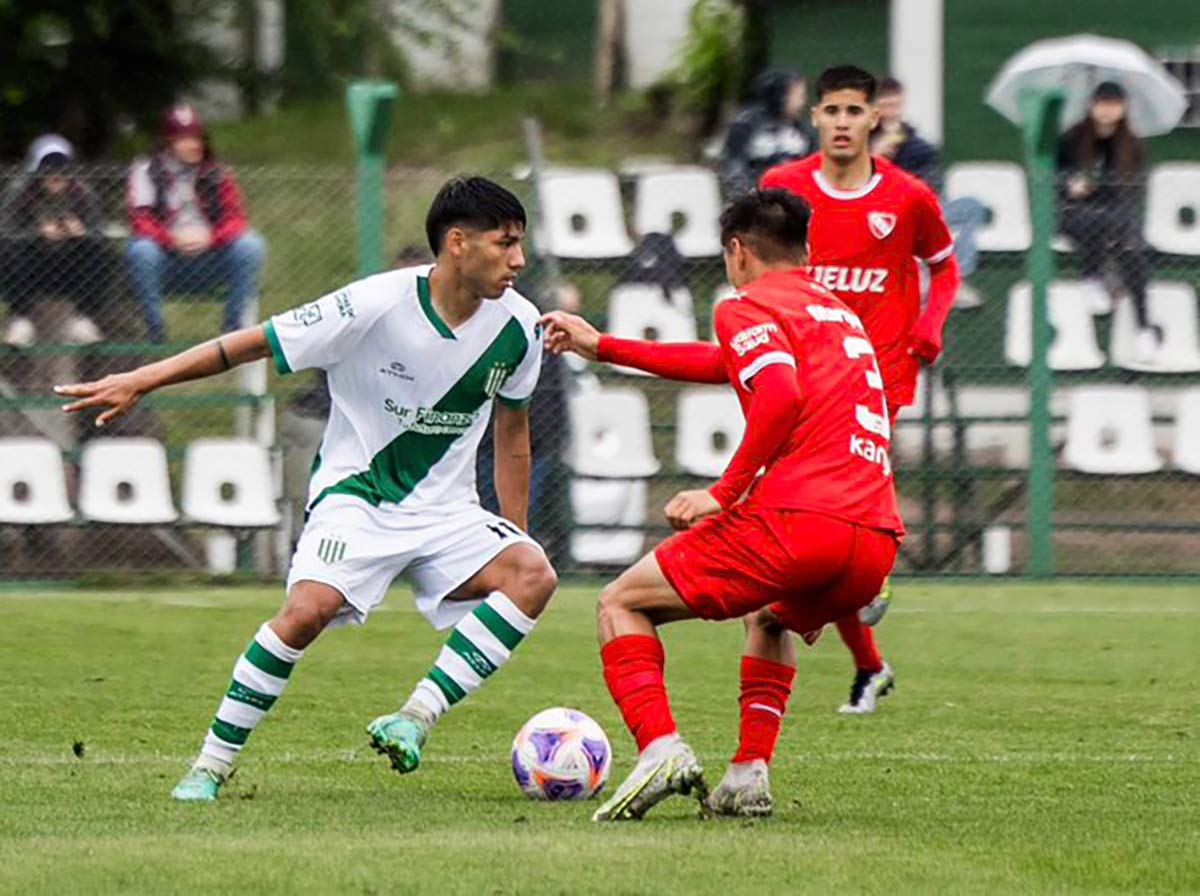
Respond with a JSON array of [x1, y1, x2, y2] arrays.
[[404, 591, 536, 725], [197, 622, 305, 773]]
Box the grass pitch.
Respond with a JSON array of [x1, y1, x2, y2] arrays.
[[2, 582, 1197, 895]]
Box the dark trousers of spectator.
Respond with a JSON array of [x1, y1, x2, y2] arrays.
[[1059, 203, 1151, 329], [1, 236, 112, 318], [126, 232, 265, 342]]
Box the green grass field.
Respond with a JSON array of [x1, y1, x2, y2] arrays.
[[2, 582, 1197, 895]]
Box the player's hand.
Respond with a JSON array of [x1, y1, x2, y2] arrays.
[[908, 331, 942, 365], [664, 489, 722, 531], [54, 371, 149, 427], [539, 310, 601, 361]]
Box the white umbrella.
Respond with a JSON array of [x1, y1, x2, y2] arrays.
[[986, 34, 1188, 136]]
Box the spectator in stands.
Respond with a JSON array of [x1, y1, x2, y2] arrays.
[[1, 134, 110, 348], [871, 77, 986, 308], [125, 103, 265, 343], [718, 69, 816, 198], [1057, 81, 1157, 359]]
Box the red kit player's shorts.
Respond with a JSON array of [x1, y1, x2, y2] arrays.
[[655, 505, 898, 637]]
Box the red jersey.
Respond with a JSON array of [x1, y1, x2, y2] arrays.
[[713, 268, 904, 535], [761, 154, 953, 409]]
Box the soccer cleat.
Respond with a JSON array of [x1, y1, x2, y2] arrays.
[[592, 737, 708, 822], [367, 711, 428, 774], [707, 760, 773, 818], [838, 662, 895, 715], [170, 766, 225, 802], [858, 577, 893, 627]]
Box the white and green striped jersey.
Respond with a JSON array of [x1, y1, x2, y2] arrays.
[[264, 264, 542, 516]]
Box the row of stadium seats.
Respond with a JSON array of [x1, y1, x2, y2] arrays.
[[535, 163, 1200, 259], [0, 437, 279, 527]]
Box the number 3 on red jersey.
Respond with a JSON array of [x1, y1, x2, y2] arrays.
[[842, 336, 891, 440]]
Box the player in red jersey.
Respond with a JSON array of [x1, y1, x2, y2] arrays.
[[540, 190, 904, 821], [759, 64, 960, 715]]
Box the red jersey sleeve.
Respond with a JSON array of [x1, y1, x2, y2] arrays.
[[913, 185, 955, 264], [713, 298, 797, 391]]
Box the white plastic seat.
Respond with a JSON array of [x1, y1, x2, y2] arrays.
[[675, 388, 744, 477], [633, 167, 723, 257], [1172, 389, 1200, 474], [567, 387, 660, 477], [944, 162, 1031, 251], [1062, 386, 1162, 474], [1005, 281, 1105, 370], [182, 438, 280, 527], [79, 438, 178, 524], [569, 479, 645, 564], [0, 438, 73, 524], [607, 286, 698, 375], [1145, 163, 1200, 255], [535, 169, 633, 259], [1109, 281, 1200, 372]]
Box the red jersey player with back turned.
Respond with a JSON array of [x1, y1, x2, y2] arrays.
[[760, 65, 960, 715], [541, 190, 904, 821]]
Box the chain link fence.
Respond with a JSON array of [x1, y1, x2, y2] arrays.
[[1, 159, 1198, 581]]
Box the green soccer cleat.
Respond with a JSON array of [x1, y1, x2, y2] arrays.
[[367, 711, 428, 774], [592, 737, 708, 822], [170, 767, 225, 802], [858, 577, 893, 627], [706, 760, 773, 818]]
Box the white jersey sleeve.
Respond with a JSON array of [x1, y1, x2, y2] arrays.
[[263, 277, 390, 374], [497, 303, 543, 408]]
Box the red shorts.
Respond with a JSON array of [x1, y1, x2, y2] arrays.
[[655, 506, 898, 637]]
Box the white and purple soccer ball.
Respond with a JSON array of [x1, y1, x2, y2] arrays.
[[511, 707, 612, 801]]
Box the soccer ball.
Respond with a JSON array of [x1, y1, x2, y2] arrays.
[[511, 707, 612, 801]]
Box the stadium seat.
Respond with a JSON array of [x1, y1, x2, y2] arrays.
[[675, 388, 744, 476], [569, 479, 645, 564], [182, 439, 280, 527], [0, 438, 73, 524], [944, 162, 1031, 252], [1062, 386, 1162, 474], [633, 167, 723, 257], [1144, 163, 1200, 255], [1109, 281, 1200, 372], [607, 285, 698, 375], [79, 438, 179, 524], [535, 169, 633, 259], [1005, 281, 1105, 370], [566, 387, 660, 477], [1172, 389, 1200, 474]]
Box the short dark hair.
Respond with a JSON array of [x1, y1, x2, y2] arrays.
[[425, 176, 527, 255], [814, 65, 877, 103], [719, 189, 811, 264], [878, 76, 903, 97]]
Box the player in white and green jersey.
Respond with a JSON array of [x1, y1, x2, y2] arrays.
[[56, 177, 559, 802]]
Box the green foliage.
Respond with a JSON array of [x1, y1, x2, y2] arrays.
[[669, 0, 746, 136], [280, 0, 407, 100]]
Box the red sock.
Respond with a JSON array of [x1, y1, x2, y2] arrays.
[[835, 615, 883, 672], [600, 635, 678, 752], [732, 655, 795, 764]]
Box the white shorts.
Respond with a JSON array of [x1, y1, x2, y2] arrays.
[[286, 495, 542, 630]]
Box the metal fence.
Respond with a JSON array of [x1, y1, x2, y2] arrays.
[[1, 159, 1198, 581]]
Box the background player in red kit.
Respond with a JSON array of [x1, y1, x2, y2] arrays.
[[541, 190, 904, 821], [760, 65, 960, 714]]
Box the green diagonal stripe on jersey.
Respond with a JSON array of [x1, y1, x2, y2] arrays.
[[447, 630, 498, 678], [474, 602, 524, 651], [245, 641, 295, 679], [309, 315, 529, 510]]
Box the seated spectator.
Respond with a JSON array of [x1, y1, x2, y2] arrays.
[[1057, 81, 1157, 360], [871, 77, 986, 308], [126, 104, 265, 342], [718, 69, 816, 198], [1, 134, 110, 347]]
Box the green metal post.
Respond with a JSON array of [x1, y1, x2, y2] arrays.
[[346, 81, 399, 276], [1019, 88, 1064, 577]]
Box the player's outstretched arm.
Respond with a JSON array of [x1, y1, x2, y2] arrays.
[[493, 402, 532, 532], [55, 325, 271, 427]]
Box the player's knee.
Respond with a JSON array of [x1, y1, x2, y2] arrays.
[[273, 590, 339, 647], [596, 580, 631, 628], [746, 605, 784, 635], [504, 549, 557, 615]]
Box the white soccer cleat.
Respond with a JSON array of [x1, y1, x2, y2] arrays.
[[838, 662, 895, 715], [706, 759, 773, 818], [592, 735, 708, 822]]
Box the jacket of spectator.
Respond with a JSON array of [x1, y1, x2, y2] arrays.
[[1, 135, 103, 237], [718, 69, 817, 197], [873, 121, 943, 194], [1056, 118, 1145, 215]]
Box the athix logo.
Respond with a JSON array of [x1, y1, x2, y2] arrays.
[[379, 361, 414, 381], [730, 323, 779, 357], [483, 363, 510, 398], [317, 537, 346, 564], [868, 212, 897, 240]]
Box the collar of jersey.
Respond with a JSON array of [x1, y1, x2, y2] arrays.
[[417, 274, 457, 340], [812, 168, 883, 201]]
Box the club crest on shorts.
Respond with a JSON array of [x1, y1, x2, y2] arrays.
[[868, 212, 897, 240], [483, 363, 510, 398], [317, 537, 346, 564]]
